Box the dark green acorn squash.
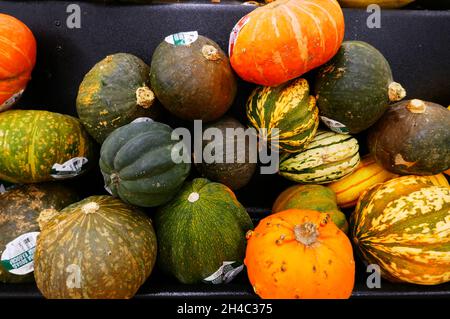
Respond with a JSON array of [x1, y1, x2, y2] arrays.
[[0, 183, 78, 283], [155, 178, 253, 284], [34, 195, 157, 299], [99, 119, 191, 207], [368, 99, 450, 175], [150, 33, 237, 122], [76, 53, 160, 144], [194, 116, 257, 190], [314, 41, 406, 134]]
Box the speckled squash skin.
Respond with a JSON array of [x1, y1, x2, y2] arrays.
[[272, 185, 348, 233], [338, 0, 414, 8], [34, 195, 157, 299], [351, 176, 450, 285], [246, 78, 319, 153], [150, 35, 236, 122], [194, 117, 257, 190], [0, 183, 78, 283], [0, 110, 95, 184], [155, 178, 253, 284], [279, 130, 360, 184], [99, 120, 191, 207], [76, 53, 160, 144], [315, 41, 406, 134], [368, 99, 450, 175], [245, 209, 355, 299]]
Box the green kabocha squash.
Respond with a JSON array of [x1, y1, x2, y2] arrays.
[[76, 53, 160, 144], [155, 178, 253, 284], [0, 183, 78, 283], [247, 78, 319, 153], [150, 33, 236, 122], [368, 99, 450, 175], [351, 176, 450, 285], [272, 184, 348, 233], [194, 116, 257, 190], [0, 110, 95, 184], [279, 130, 360, 184], [34, 195, 157, 299], [314, 41, 406, 134], [99, 119, 191, 207]]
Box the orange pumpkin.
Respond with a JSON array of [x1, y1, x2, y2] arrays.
[[245, 209, 355, 299], [0, 14, 36, 112], [229, 0, 345, 86]]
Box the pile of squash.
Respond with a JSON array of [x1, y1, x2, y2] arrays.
[[0, 0, 449, 300]]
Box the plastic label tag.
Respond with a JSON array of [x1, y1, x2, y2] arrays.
[[165, 31, 199, 46], [229, 15, 250, 58], [51, 157, 88, 179], [131, 117, 154, 124], [0, 89, 24, 112], [1, 232, 39, 275], [320, 116, 350, 134], [203, 261, 244, 284]]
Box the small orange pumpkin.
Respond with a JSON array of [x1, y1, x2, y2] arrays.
[[0, 14, 36, 112], [229, 0, 345, 86], [245, 209, 355, 299]]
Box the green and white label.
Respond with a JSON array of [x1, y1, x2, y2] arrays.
[[165, 31, 198, 46], [0, 89, 24, 112], [203, 261, 244, 284], [51, 157, 88, 179], [320, 116, 350, 134], [1, 232, 39, 275]]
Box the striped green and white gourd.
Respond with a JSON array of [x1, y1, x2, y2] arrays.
[[279, 130, 360, 184]]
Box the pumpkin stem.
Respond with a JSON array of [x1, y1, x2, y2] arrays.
[[111, 173, 120, 186], [136, 85, 155, 109], [82, 202, 100, 214], [406, 99, 427, 113], [38, 208, 60, 230], [388, 82, 406, 102], [294, 222, 319, 246], [202, 45, 221, 61], [188, 192, 200, 203]]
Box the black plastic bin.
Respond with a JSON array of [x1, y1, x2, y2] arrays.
[[0, 1, 449, 298]]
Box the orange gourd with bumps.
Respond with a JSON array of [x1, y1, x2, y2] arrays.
[[229, 0, 345, 86], [0, 14, 36, 112], [245, 209, 355, 299]]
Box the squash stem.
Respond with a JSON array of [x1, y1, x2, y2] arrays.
[[136, 85, 155, 109], [388, 82, 406, 102], [294, 222, 319, 246], [406, 99, 427, 113]]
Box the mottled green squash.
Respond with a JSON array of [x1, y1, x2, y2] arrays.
[[272, 184, 348, 233], [0, 110, 95, 184], [0, 183, 78, 283], [368, 99, 450, 175], [194, 116, 257, 190], [34, 195, 157, 299], [247, 78, 319, 153], [279, 130, 360, 184], [155, 178, 253, 284], [76, 53, 160, 144], [150, 33, 236, 122], [99, 120, 191, 207], [351, 176, 450, 285], [314, 41, 406, 134]]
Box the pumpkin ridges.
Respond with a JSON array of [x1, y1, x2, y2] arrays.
[[230, 0, 344, 86]]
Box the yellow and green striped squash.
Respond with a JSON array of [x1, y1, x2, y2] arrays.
[[246, 78, 319, 153], [351, 175, 450, 285], [279, 130, 360, 184], [0, 110, 95, 183]]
